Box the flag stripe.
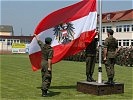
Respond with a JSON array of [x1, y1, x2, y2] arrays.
[[34, 0, 96, 34]]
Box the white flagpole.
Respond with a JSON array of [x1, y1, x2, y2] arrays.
[[98, 0, 102, 83]]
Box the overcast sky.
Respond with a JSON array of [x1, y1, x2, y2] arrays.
[[1, 0, 133, 36]]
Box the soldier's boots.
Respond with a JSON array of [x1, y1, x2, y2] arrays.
[[90, 74, 96, 82], [41, 89, 48, 97], [87, 75, 96, 82], [104, 78, 115, 85], [87, 76, 92, 82]]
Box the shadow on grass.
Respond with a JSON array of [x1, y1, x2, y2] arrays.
[[36, 85, 76, 97], [50, 85, 76, 89], [37, 85, 76, 90], [48, 91, 61, 97], [36, 87, 61, 97]]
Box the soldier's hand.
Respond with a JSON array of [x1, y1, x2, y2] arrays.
[[103, 57, 107, 64], [48, 67, 52, 71], [96, 31, 99, 35], [34, 34, 37, 37], [104, 57, 107, 61], [34, 34, 39, 40]]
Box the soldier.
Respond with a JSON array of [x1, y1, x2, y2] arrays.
[[85, 37, 98, 82], [129, 45, 133, 67], [34, 34, 53, 97], [103, 29, 118, 85], [117, 46, 124, 66], [124, 47, 130, 66]]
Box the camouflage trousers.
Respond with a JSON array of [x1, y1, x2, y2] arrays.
[[129, 58, 133, 67], [86, 56, 96, 75], [41, 68, 52, 91], [105, 58, 115, 78]]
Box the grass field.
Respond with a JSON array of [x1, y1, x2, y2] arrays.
[[0, 54, 133, 100]]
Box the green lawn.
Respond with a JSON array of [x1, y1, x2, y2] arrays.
[[0, 54, 133, 100]]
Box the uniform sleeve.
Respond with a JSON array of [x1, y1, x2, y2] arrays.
[[104, 38, 108, 48], [116, 40, 118, 48], [37, 40, 44, 48], [48, 49, 54, 59]]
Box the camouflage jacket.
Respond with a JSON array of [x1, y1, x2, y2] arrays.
[[85, 38, 98, 56], [104, 35, 118, 58], [37, 40, 53, 60]]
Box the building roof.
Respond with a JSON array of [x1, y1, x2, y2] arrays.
[[0, 36, 33, 41], [0, 25, 13, 32], [99, 9, 133, 23]]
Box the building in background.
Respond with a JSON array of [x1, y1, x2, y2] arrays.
[[97, 9, 133, 47], [0, 36, 33, 45], [0, 36, 33, 54], [0, 25, 14, 36], [0, 25, 33, 54]]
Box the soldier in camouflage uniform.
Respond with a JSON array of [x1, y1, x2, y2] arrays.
[[116, 46, 123, 65], [124, 47, 130, 66], [85, 38, 98, 82], [34, 34, 53, 97], [129, 45, 133, 67], [103, 29, 118, 85]]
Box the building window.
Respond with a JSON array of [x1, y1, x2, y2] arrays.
[[28, 40, 31, 44], [7, 39, 10, 45], [131, 40, 133, 46], [118, 40, 121, 46], [16, 40, 20, 43], [102, 27, 105, 33], [102, 40, 104, 45], [14, 40, 16, 43], [123, 40, 129, 46], [123, 25, 130, 32], [119, 42, 121, 46], [10, 40, 13, 44], [106, 26, 112, 32], [131, 25, 133, 31], [2, 39, 5, 42], [116, 26, 122, 32]]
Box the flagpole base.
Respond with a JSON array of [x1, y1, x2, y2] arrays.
[[77, 81, 124, 95]]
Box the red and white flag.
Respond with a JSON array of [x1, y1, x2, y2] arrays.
[[29, 0, 97, 71]]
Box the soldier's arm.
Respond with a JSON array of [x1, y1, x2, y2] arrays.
[[103, 38, 108, 61], [96, 31, 99, 40], [48, 59, 52, 71], [34, 34, 44, 47], [115, 48, 118, 55], [115, 40, 118, 56], [48, 49, 54, 71], [104, 48, 107, 61]]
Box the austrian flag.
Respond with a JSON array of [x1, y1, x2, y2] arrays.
[[29, 0, 97, 71]]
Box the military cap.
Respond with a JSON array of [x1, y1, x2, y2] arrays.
[[45, 37, 52, 43], [107, 29, 114, 35]]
